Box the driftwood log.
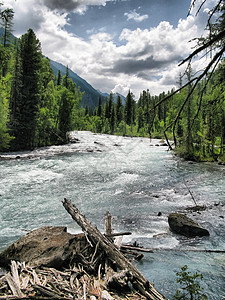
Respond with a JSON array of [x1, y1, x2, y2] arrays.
[[62, 198, 166, 300]]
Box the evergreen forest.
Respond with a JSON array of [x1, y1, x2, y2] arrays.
[[0, 1, 225, 163]]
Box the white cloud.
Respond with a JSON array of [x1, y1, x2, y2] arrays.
[[3, 0, 45, 36], [112, 84, 130, 96], [124, 10, 148, 22], [5, 0, 215, 99]]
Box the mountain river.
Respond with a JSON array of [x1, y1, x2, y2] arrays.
[[0, 131, 224, 299]]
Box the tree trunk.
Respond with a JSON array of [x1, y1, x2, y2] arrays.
[[62, 198, 166, 300]]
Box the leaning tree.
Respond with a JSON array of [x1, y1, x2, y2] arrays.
[[152, 0, 225, 151]]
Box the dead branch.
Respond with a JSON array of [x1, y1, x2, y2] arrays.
[[62, 198, 166, 300]]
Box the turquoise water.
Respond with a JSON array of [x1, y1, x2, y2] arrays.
[[0, 131, 224, 299]]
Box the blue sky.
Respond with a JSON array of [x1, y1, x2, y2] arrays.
[[4, 0, 217, 97], [66, 0, 190, 44]]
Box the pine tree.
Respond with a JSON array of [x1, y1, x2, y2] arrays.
[[57, 70, 62, 86], [124, 90, 133, 126], [9, 46, 22, 139], [63, 65, 69, 89], [58, 88, 73, 142], [108, 92, 113, 119], [110, 105, 115, 133], [115, 95, 123, 125], [0, 7, 14, 76], [10, 29, 42, 150], [104, 99, 109, 119], [0, 8, 14, 48], [97, 96, 102, 117]]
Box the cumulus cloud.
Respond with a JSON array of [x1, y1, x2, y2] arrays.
[[112, 84, 130, 96], [124, 10, 148, 22], [6, 0, 215, 97], [4, 0, 45, 35]]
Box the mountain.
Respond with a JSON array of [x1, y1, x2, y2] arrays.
[[0, 28, 125, 109], [99, 91, 126, 105], [50, 60, 127, 108], [50, 60, 107, 109]]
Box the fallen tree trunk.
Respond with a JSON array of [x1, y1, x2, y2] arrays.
[[62, 198, 166, 300], [121, 244, 154, 253], [105, 232, 132, 237]]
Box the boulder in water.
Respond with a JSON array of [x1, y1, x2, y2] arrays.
[[0, 226, 84, 269], [168, 213, 210, 237]]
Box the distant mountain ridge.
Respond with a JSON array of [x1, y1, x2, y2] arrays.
[[50, 60, 105, 108], [50, 60, 126, 108], [99, 90, 126, 105]]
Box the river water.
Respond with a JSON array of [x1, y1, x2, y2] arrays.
[[0, 131, 224, 299]]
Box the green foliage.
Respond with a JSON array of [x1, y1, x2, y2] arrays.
[[10, 28, 42, 150], [0, 0, 225, 157], [0, 42, 11, 77], [0, 14, 84, 151], [173, 265, 207, 300], [124, 90, 135, 126], [0, 75, 13, 150]]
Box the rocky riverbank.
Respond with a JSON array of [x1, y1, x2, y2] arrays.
[[0, 131, 169, 161], [0, 200, 166, 300]]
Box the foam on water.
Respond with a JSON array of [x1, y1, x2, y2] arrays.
[[0, 131, 224, 299]]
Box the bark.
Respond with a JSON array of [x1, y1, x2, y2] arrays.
[[62, 198, 166, 300], [121, 244, 154, 253]]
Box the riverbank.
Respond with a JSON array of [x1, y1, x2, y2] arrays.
[[0, 200, 166, 299], [0, 131, 168, 161], [1, 131, 224, 167]]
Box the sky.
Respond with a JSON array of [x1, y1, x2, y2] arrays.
[[2, 0, 218, 98]]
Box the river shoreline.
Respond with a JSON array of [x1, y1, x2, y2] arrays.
[[0, 131, 169, 161], [1, 131, 224, 168]]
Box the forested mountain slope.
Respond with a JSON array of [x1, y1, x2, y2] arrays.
[[50, 60, 105, 109]]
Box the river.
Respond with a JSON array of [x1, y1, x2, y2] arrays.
[[0, 131, 224, 299]]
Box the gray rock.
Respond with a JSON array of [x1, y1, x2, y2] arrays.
[[168, 213, 210, 237], [0, 226, 83, 269]]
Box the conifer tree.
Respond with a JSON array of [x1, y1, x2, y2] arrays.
[[0, 6, 14, 76], [108, 92, 113, 119], [115, 95, 123, 125], [57, 70, 62, 86], [9, 46, 22, 138], [124, 90, 134, 125], [97, 96, 102, 117], [63, 65, 69, 89], [110, 105, 115, 133], [104, 99, 109, 119], [0, 8, 14, 48], [58, 88, 73, 141], [10, 29, 42, 150]]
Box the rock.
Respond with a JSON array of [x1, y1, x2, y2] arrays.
[[168, 213, 210, 237], [0, 226, 84, 269]]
